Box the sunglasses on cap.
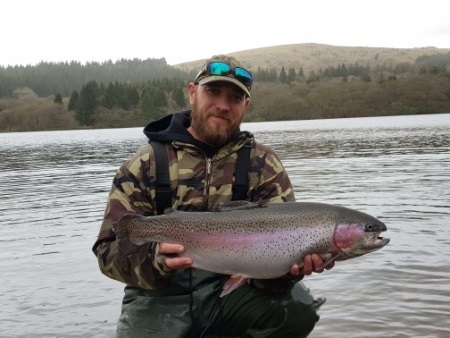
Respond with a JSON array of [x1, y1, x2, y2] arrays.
[[194, 61, 253, 88]]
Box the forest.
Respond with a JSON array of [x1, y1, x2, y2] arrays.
[[1, 46, 449, 132]]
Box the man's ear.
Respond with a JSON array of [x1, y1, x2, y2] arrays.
[[187, 82, 196, 105], [244, 96, 251, 109]]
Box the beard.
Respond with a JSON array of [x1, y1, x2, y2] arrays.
[[190, 102, 242, 147]]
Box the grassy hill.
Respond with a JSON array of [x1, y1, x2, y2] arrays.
[[175, 43, 450, 74], [173, 43, 450, 124], [2, 43, 449, 132]]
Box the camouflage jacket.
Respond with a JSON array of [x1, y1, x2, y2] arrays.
[[93, 111, 296, 290]]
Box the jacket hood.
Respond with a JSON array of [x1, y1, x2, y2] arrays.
[[143, 110, 194, 144], [143, 111, 253, 157]]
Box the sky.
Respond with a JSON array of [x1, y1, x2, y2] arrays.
[[2, 0, 449, 67]]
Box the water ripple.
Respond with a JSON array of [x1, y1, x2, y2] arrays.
[[1, 115, 449, 337]]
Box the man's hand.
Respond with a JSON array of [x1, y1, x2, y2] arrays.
[[158, 244, 334, 276], [290, 254, 336, 277], [158, 243, 193, 270]]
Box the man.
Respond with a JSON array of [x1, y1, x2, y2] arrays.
[[93, 54, 334, 337]]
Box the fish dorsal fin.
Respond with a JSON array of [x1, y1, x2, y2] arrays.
[[163, 208, 177, 215], [214, 200, 268, 212]]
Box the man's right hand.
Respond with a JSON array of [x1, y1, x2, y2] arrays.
[[158, 243, 193, 270]]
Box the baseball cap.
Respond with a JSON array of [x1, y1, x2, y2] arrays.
[[194, 55, 252, 97]]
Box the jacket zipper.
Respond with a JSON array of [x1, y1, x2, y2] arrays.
[[203, 157, 212, 210]]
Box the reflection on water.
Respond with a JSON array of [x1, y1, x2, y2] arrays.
[[1, 114, 449, 337]]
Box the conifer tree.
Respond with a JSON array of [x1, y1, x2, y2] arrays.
[[54, 93, 63, 104], [141, 92, 154, 117], [268, 68, 278, 82], [287, 68, 297, 83], [68, 90, 79, 111], [102, 82, 115, 109], [127, 87, 140, 108], [152, 89, 167, 109], [76, 80, 99, 125], [172, 87, 186, 107], [279, 66, 288, 83], [298, 67, 305, 81]]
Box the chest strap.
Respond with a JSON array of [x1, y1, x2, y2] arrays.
[[231, 141, 252, 202], [150, 141, 173, 215], [150, 140, 252, 215]]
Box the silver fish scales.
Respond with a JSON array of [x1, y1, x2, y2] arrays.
[[114, 201, 390, 296]]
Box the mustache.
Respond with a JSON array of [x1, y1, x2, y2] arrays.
[[208, 112, 230, 121]]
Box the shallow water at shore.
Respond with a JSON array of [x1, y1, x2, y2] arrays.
[[1, 114, 449, 337]]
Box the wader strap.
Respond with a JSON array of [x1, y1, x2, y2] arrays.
[[149, 141, 173, 215], [232, 141, 252, 201], [151, 140, 252, 213]]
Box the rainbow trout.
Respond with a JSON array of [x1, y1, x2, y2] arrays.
[[114, 201, 390, 296]]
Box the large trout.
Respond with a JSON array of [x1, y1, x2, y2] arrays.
[[114, 201, 390, 296]]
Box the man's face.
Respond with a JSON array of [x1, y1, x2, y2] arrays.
[[188, 81, 250, 147]]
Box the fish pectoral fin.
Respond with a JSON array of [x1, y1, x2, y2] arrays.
[[220, 275, 248, 297], [315, 253, 344, 271]]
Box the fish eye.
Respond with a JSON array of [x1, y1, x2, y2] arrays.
[[366, 224, 374, 231]]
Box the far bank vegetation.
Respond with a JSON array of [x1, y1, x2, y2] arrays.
[[1, 45, 449, 132]]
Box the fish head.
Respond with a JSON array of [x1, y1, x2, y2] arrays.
[[333, 220, 390, 259]]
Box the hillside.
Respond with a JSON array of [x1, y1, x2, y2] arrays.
[[175, 43, 450, 74], [2, 43, 449, 132]]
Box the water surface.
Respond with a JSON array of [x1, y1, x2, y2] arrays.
[[1, 114, 449, 337]]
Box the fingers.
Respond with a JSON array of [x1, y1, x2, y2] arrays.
[[318, 253, 336, 270], [301, 255, 314, 275], [290, 263, 303, 276], [311, 254, 325, 273], [323, 259, 335, 270], [159, 242, 184, 254], [158, 243, 192, 270], [296, 254, 336, 276], [165, 256, 193, 269]]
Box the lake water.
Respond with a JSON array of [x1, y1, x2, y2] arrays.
[[1, 113, 449, 338]]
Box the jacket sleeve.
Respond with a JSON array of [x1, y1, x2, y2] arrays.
[[92, 145, 174, 290], [248, 142, 296, 203]]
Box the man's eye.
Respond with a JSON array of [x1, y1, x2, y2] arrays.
[[206, 87, 219, 95], [206, 87, 219, 93], [231, 94, 244, 102]]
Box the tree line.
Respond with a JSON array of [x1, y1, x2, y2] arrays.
[[1, 52, 449, 132], [1, 52, 449, 99], [253, 52, 450, 84], [1, 52, 449, 98], [68, 78, 187, 126], [245, 73, 450, 122], [0, 58, 192, 98]]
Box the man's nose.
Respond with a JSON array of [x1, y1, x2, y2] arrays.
[[215, 94, 231, 110]]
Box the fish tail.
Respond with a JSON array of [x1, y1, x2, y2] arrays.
[[112, 218, 128, 240]]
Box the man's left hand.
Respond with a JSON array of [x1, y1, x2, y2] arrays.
[[290, 254, 335, 276]]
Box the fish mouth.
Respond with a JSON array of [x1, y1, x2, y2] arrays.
[[376, 236, 390, 247], [337, 231, 390, 260], [364, 221, 389, 248], [369, 231, 390, 248]]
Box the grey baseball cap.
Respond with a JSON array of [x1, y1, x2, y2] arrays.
[[194, 54, 252, 97]]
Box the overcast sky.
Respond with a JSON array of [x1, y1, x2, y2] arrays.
[[2, 0, 449, 67]]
